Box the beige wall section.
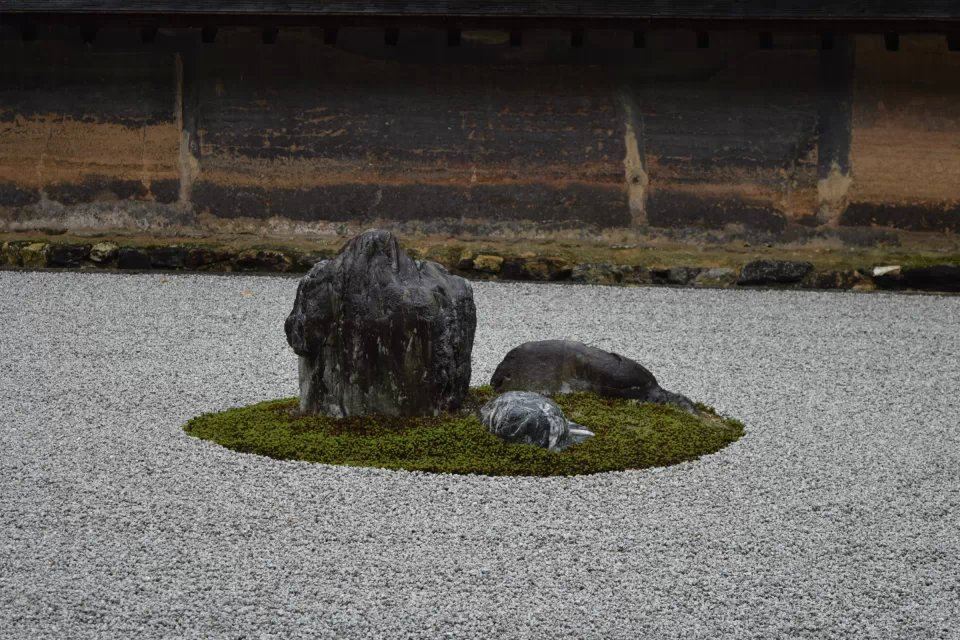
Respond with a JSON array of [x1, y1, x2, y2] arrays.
[[618, 89, 648, 226], [851, 34, 960, 207], [0, 116, 179, 197]]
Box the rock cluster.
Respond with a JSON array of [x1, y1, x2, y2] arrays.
[[480, 391, 594, 452], [5, 239, 958, 292], [280, 232, 693, 454], [285, 230, 476, 418]]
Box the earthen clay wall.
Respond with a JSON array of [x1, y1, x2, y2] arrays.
[[1, 26, 957, 235]]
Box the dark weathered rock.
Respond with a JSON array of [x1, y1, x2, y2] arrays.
[[899, 265, 960, 292], [806, 269, 864, 290], [285, 229, 476, 417], [737, 260, 814, 285], [652, 266, 704, 285], [234, 249, 294, 272], [500, 257, 573, 282], [46, 243, 90, 267], [117, 247, 151, 270], [480, 391, 594, 451], [456, 250, 475, 271], [184, 247, 231, 270], [148, 245, 189, 270], [498, 258, 526, 281], [491, 340, 694, 412], [693, 267, 738, 288], [571, 263, 637, 286]]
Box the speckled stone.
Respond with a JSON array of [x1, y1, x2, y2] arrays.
[[480, 391, 594, 451]]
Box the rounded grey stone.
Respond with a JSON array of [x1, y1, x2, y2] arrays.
[[480, 391, 594, 451]]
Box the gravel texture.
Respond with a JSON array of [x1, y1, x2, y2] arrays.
[[1, 271, 958, 639]]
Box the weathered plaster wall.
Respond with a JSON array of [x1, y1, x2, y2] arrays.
[[0, 26, 958, 235], [633, 31, 820, 233], [0, 31, 180, 215], [190, 28, 627, 228], [842, 34, 960, 231]]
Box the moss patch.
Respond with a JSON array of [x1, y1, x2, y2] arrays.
[[184, 388, 744, 476]]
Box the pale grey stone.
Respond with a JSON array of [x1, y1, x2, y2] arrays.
[[480, 391, 594, 451], [89, 241, 119, 263]]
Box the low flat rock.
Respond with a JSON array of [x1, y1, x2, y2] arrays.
[[285, 229, 476, 417], [480, 391, 594, 451], [491, 339, 694, 412], [737, 259, 814, 285], [875, 264, 960, 293]]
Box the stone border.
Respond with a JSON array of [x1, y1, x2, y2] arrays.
[[2, 239, 959, 293]]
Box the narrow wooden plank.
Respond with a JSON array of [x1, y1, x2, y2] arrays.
[[3, 1, 960, 20]]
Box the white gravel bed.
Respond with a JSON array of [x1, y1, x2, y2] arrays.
[[0, 271, 958, 639]]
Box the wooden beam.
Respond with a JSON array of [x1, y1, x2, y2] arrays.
[[3, 1, 960, 20]]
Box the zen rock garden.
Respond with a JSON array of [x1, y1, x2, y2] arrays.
[[186, 230, 743, 475]]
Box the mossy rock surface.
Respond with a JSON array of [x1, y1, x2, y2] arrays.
[[184, 388, 744, 477]]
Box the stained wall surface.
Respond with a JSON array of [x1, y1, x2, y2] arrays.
[[0, 26, 957, 234]]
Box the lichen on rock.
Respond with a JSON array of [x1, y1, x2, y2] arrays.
[[285, 229, 476, 417]]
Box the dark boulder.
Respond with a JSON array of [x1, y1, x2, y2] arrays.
[[148, 246, 190, 270], [116, 247, 151, 270], [480, 391, 594, 451], [491, 340, 694, 412], [46, 243, 90, 268], [285, 229, 476, 417], [737, 260, 814, 286], [898, 265, 960, 293], [874, 264, 960, 293]]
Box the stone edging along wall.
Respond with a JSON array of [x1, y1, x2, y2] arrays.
[[2, 239, 959, 293]]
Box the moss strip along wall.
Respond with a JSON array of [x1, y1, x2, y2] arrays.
[[4, 234, 960, 293], [1, 26, 959, 234]]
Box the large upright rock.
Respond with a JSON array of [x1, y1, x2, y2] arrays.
[[285, 230, 476, 417], [491, 340, 694, 412]]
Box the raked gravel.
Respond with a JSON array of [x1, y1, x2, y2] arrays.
[[1, 271, 958, 640]]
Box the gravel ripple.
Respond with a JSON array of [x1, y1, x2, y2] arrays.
[[1, 271, 958, 639]]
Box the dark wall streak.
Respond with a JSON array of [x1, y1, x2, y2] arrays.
[[817, 32, 854, 222]]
